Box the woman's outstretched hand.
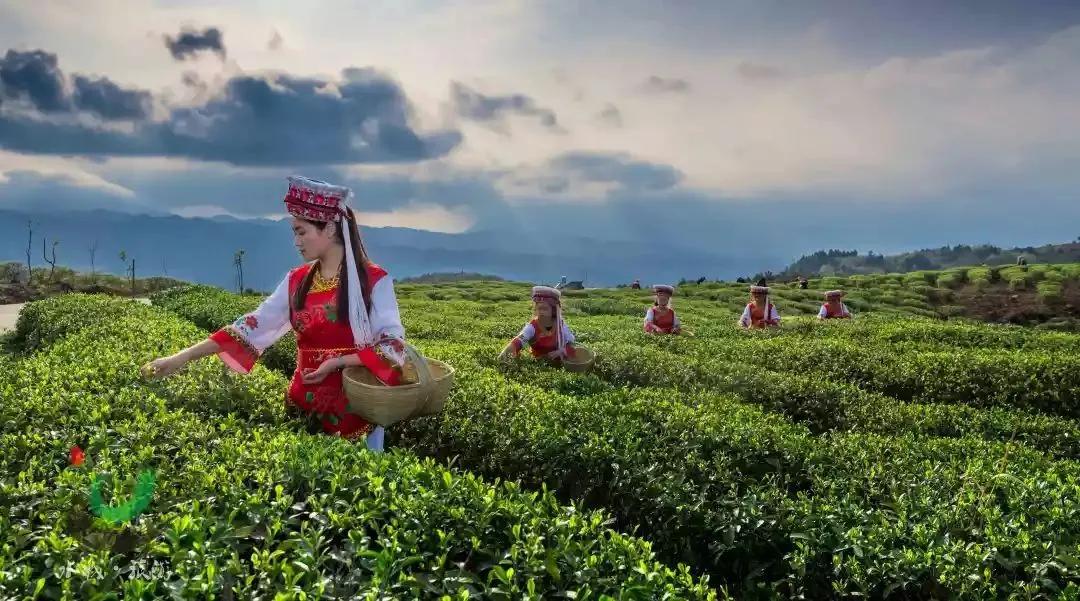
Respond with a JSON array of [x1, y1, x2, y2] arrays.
[[302, 357, 341, 384], [142, 355, 186, 380]]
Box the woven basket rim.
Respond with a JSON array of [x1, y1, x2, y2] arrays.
[[563, 345, 595, 365], [342, 359, 455, 391]]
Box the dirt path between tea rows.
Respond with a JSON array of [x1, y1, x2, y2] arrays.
[[0, 303, 22, 333]]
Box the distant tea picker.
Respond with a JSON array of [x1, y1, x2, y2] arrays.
[[644, 285, 682, 335], [818, 290, 853, 319], [739, 279, 781, 329], [142, 176, 417, 451], [500, 286, 579, 363]]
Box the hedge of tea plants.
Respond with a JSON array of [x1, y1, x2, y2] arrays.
[[150, 282, 1080, 599], [0, 295, 716, 600]]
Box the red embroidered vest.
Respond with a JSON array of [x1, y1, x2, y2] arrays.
[[822, 302, 849, 319], [528, 318, 561, 357], [748, 302, 775, 328], [652, 306, 676, 332]]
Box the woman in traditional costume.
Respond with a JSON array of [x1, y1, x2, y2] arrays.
[[738, 279, 781, 329], [644, 284, 682, 334], [499, 286, 578, 362], [818, 290, 852, 319], [143, 176, 409, 451]]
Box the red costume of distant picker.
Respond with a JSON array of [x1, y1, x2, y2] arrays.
[[739, 280, 781, 329], [644, 284, 682, 334], [818, 290, 852, 319], [501, 286, 578, 361]]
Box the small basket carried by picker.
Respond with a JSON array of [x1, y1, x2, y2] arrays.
[[561, 345, 596, 373]]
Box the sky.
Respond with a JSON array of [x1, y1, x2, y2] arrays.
[[1, 0, 1079, 265]]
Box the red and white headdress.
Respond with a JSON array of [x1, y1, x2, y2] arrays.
[[532, 285, 562, 304], [284, 175, 374, 346], [531, 285, 568, 357], [825, 290, 846, 300], [284, 176, 349, 223], [653, 284, 674, 295], [750, 285, 770, 294]]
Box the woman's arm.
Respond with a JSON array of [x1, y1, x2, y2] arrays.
[[146, 272, 293, 378], [209, 273, 294, 373], [143, 338, 220, 379], [499, 323, 535, 359], [367, 274, 408, 371]]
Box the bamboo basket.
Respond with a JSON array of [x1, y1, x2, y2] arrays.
[[562, 345, 596, 373], [342, 343, 455, 426]]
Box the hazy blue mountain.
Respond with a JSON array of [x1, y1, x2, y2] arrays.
[[1, 209, 760, 290]]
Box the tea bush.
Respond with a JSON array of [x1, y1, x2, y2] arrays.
[[149, 284, 1080, 598], [1, 295, 717, 600]]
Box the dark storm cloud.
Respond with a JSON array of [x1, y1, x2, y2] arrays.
[[1, 49, 151, 121], [164, 27, 226, 61], [0, 49, 462, 165], [450, 81, 561, 131], [0, 49, 68, 112], [72, 75, 152, 120]]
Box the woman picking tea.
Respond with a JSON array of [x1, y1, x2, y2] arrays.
[[499, 286, 578, 362], [143, 176, 410, 451]]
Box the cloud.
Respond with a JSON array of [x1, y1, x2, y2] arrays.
[[500, 151, 682, 199], [449, 81, 562, 132], [736, 61, 784, 82], [164, 26, 226, 61], [356, 202, 475, 234], [551, 152, 681, 191], [0, 50, 462, 166], [595, 103, 623, 127], [0, 169, 144, 213], [0, 49, 152, 122], [72, 75, 152, 120], [268, 29, 284, 51], [6, 4, 1080, 214], [180, 70, 208, 94], [640, 75, 690, 94], [34, 157, 481, 233], [0, 49, 68, 112]]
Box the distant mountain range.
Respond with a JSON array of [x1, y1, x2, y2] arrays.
[[0, 209, 756, 291]]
